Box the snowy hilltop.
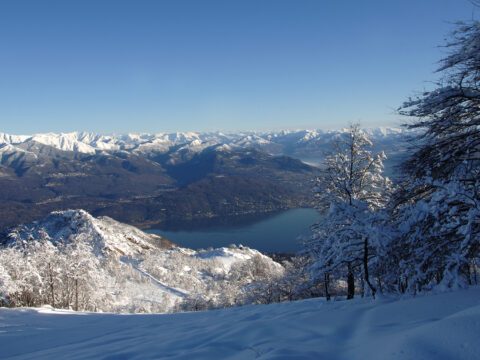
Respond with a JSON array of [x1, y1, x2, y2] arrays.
[[0, 210, 285, 313], [4, 209, 175, 257]]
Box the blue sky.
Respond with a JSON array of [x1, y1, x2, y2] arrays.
[[0, 0, 476, 134]]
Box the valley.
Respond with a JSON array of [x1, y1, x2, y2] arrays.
[[0, 128, 411, 231], [2, 2, 479, 358]]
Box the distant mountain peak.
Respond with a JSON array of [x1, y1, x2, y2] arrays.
[[0, 127, 413, 155]]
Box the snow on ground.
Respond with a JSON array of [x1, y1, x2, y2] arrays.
[[122, 257, 188, 298], [194, 246, 279, 272], [1, 287, 479, 360]]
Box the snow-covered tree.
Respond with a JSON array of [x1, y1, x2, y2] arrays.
[[305, 123, 390, 299], [399, 22, 480, 181], [393, 21, 480, 291]]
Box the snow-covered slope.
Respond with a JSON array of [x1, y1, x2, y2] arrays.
[[0, 287, 478, 359], [194, 246, 283, 272], [0, 143, 39, 167], [4, 209, 174, 257], [0, 210, 284, 313]]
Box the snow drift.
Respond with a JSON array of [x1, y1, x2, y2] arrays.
[[0, 287, 478, 359]]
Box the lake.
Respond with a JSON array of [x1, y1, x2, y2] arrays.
[[146, 208, 320, 253]]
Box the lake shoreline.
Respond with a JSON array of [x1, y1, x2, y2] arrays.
[[145, 208, 320, 253]]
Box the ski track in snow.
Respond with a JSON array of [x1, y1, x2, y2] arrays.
[[1, 287, 479, 359], [132, 266, 188, 298], [121, 257, 188, 298]]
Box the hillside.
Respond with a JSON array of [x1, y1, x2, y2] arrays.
[[0, 128, 412, 230], [0, 210, 284, 313], [93, 175, 309, 227], [0, 287, 478, 359], [0, 135, 320, 230], [2, 209, 176, 256]]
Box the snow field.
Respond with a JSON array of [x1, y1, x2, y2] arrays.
[[1, 287, 479, 359]]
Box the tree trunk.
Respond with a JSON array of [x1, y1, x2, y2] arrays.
[[324, 273, 331, 301], [473, 259, 478, 285], [360, 275, 365, 297], [347, 264, 355, 300], [48, 263, 55, 308], [376, 277, 383, 294], [363, 237, 376, 298], [75, 278, 79, 311]]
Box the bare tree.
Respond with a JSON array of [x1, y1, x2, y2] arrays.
[[393, 21, 480, 291], [305, 123, 390, 299]]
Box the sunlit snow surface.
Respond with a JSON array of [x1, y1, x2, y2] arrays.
[[1, 287, 479, 359]]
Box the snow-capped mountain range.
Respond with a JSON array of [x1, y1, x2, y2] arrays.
[[0, 127, 414, 231], [0, 127, 411, 163]]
